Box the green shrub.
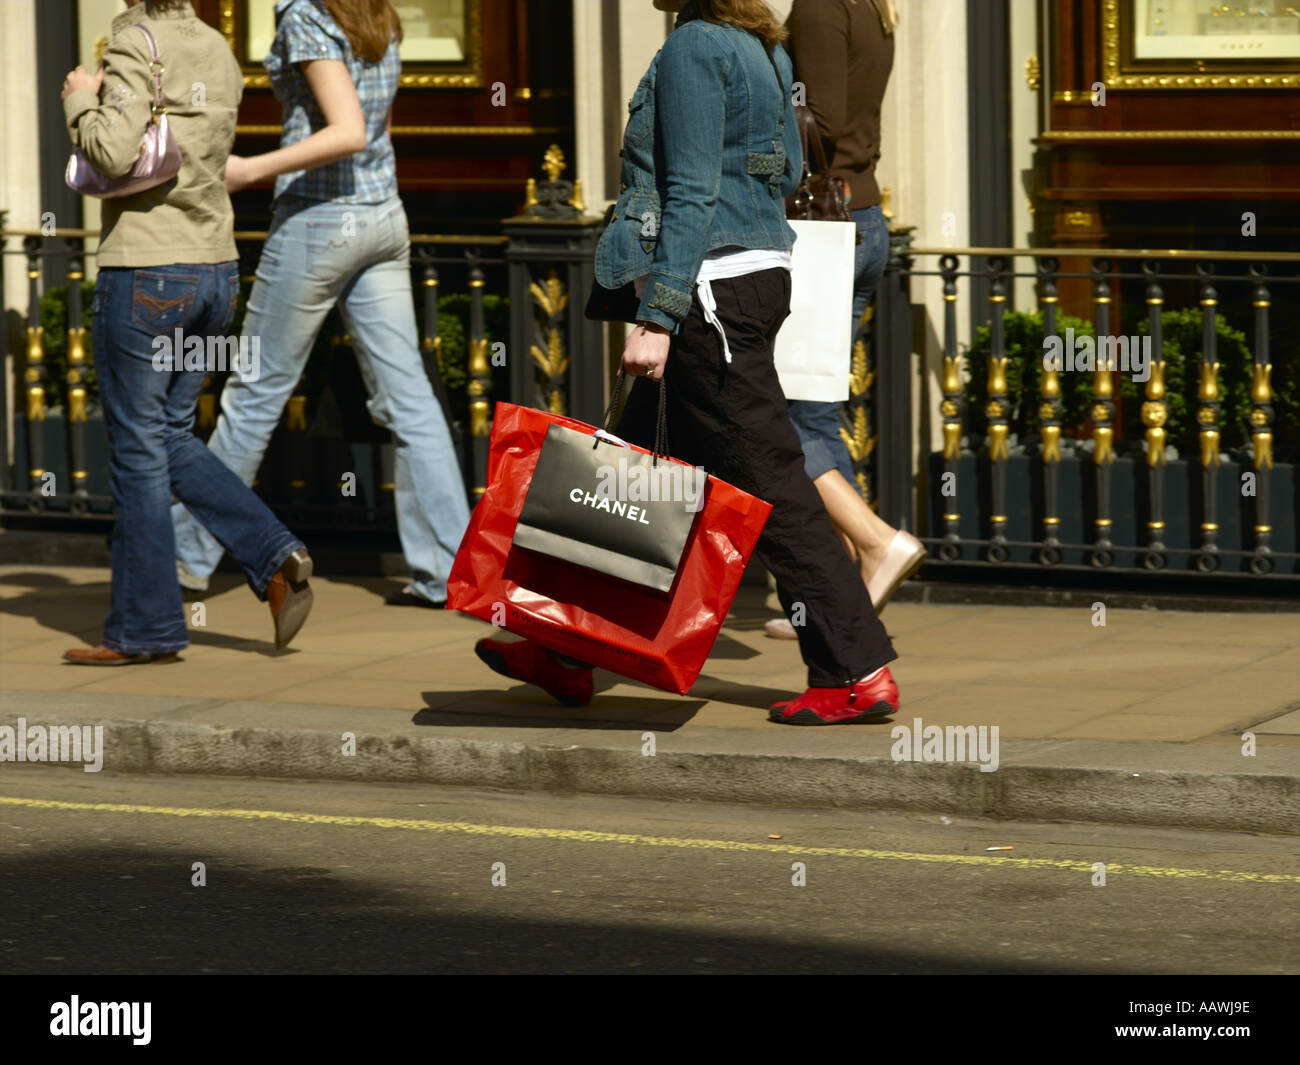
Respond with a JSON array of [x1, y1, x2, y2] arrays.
[[35, 281, 96, 411], [963, 307, 1295, 459], [962, 310, 1094, 440], [434, 293, 509, 422]]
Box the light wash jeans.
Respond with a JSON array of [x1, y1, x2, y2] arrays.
[[172, 196, 469, 602]]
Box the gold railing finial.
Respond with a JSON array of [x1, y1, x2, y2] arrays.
[[522, 145, 584, 220], [542, 144, 566, 184], [1024, 54, 1041, 91]]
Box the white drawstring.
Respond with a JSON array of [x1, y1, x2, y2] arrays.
[[695, 279, 733, 364], [592, 428, 630, 448]]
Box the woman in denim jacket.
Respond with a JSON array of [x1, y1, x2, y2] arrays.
[[476, 0, 900, 724]]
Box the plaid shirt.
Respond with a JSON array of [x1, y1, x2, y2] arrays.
[[265, 0, 399, 204]]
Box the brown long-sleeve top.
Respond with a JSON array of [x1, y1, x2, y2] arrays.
[[787, 0, 895, 208]]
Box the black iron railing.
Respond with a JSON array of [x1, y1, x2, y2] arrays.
[[0, 205, 605, 531], [6, 212, 1297, 589], [869, 241, 1300, 582]]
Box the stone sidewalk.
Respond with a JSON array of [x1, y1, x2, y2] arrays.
[[1, 564, 1297, 832]]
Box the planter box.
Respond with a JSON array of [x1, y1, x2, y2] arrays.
[[926, 452, 1297, 572]]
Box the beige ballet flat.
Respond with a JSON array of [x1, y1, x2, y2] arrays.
[[866, 530, 927, 615], [763, 617, 799, 640]]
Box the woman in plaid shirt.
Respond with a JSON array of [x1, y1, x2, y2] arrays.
[[172, 0, 469, 609]]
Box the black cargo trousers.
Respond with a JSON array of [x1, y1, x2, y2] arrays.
[[617, 267, 896, 688]]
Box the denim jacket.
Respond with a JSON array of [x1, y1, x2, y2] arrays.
[[594, 2, 802, 332]]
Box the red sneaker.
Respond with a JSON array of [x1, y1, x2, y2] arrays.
[[474, 637, 594, 708], [769, 667, 899, 725]]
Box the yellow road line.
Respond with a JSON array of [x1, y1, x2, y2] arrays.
[[1, 794, 1296, 884]]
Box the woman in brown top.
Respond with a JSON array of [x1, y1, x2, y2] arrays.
[[60, 0, 313, 665], [766, 0, 924, 641]]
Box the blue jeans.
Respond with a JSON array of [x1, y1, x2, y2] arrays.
[[93, 263, 305, 653], [172, 196, 470, 602], [788, 203, 889, 482]]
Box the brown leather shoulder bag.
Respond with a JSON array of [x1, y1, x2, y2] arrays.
[[784, 103, 855, 233]]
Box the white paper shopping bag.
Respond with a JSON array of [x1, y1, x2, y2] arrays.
[[773, 219, 857, 402]]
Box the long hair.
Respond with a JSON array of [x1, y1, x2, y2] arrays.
[[864, 0, 901, 35], [320, 0, 403, 62], [696, 0, 788, 48]]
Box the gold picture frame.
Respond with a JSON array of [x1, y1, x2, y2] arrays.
[[219, 0, 484, 89], [1102, 0, 1300, 89]]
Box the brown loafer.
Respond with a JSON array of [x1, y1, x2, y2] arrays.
[[268, 548, 313, 650], [64, 645, 180, 666]]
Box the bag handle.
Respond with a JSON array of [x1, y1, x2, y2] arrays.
[[600, 369, 669, 465], [795, 104, 832, 181], [133, 24, 167, 121], [763, 47, 831, 208]]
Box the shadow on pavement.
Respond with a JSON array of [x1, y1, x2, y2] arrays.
[[0, 569, 285, 658], [0, 844, 1102, 974], [414, 689, 707, 731], [0, 571, 108, 640], [696, 630, 761, 660]]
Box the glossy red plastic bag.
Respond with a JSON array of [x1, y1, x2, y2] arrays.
[[447, 402, 772, 694]]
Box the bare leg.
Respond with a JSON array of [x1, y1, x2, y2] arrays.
[[813, 469, 896, 583]]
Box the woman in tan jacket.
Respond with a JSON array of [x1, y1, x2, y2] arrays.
[[61, 0, 313, 664]]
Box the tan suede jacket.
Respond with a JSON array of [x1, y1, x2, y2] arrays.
[[63, 2, 242, 268]]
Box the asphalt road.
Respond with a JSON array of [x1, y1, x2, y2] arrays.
[[1, 767, 1297, 975]]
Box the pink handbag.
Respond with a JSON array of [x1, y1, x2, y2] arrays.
[[65, 24, 181, 199]]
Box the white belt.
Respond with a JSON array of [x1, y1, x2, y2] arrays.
[[695, 279, 733, 364]]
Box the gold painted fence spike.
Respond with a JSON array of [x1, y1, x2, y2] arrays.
[[987, 355, 1008, 396], [1198, 360, 1219, 401], [1041, 424, 1061, 463], [942, 355, 961, 396], [1251, 362, 1273, 404], [942, 422, 961, 461], [1144, 358, 1166, 400], [1254, 432, 1273, 471], [286, 395, 308, 432]]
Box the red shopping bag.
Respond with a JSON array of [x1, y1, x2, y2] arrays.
[[447, 401, 772, 694]]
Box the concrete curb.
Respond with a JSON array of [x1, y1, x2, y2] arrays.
[[4, 701, 1296, 836]]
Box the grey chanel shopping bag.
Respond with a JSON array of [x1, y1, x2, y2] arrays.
[[513, 380, 705, 593]]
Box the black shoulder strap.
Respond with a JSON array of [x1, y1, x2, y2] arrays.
[[768, 47, 832, 178]]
